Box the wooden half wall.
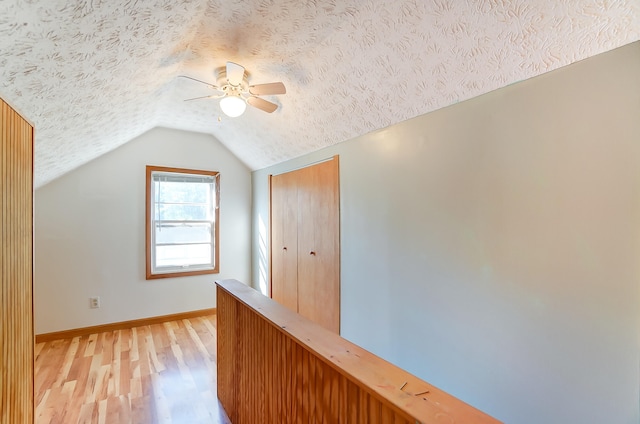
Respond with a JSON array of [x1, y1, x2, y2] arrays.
[[217, 279, 501, 424], [0, 98, 34, 424]]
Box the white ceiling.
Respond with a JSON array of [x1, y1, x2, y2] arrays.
[[1, 0, 638, 187]]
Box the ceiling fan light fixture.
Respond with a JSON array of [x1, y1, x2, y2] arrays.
[[181, 62, 285, 116], [219, 95, 246, 117]]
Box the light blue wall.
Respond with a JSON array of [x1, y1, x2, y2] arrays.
[[251, 42, 640, 423], [35, 127, 252, 333]]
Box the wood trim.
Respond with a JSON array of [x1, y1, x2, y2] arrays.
[[269, 155, 338, 176], [145, 165, 220, 279], [268, 173, 273, 299], [29, 113, 35, 424], [35, 308, 216, 343], [217, 279, 501, 424], [145, 166, 153, 278]]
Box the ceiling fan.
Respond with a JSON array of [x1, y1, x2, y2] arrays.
[[180, 62, 286, 117]]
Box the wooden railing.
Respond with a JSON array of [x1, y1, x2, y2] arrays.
[[216, 279, 501, 424]]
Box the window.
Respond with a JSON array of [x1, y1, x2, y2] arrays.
[[146, 166, 219, 279]]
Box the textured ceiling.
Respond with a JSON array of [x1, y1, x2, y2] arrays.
[[1, 0, 639, 187]]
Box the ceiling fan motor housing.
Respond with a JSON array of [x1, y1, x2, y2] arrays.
[[216, 67, 249, 96]]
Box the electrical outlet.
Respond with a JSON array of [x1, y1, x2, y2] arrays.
[[89, 296, 101, 309]]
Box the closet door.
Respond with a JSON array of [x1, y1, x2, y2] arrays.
[[296, 158, 340, 333], [270, 171, 299, 312]]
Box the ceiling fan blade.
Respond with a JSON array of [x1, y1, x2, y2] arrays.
[[178, 75, 219, 90], [226, 61, 245, 86], [247, 96, 278, 113], [183, 95, 217, 101], [249, 82, 286, 96]]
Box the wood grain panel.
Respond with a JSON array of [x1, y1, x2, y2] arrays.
[[217, 279, 501, 424], [296, 156, 340, 333], [269, 172, 299, 311], [1, 98, 34, 424], [270, 156, 340, 334], [216, 288, 237, 422]]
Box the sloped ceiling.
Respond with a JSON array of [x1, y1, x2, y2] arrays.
[[1, 1, 638, 187]]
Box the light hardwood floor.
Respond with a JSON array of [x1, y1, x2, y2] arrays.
[[34, 315, 231, 424]]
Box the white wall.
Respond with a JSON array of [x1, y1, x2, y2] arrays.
[[252, 42, 640, 424], [35, 127, 251, 334]]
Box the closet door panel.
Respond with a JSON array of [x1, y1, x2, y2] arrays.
[[295, 164, 314, 324], [270, 171, 299, 312], [297, 158, 340, 333]]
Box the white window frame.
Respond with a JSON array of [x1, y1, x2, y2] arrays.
[[146, 166, 220, 279]]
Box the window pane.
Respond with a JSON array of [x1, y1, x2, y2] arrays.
[[155, 203, 211, 221], [147, 166, 219, 278], [156, 181, 211, 204], [155, 222, 212, 244], [155, 244, 212, 268]]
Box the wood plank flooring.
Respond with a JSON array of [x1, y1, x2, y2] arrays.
[[34, 315, 231, 424]]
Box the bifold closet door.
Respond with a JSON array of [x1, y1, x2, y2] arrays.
[[270, 170, 299, 312], [270, 156, 340, 334], [296, 159, 340, 333]]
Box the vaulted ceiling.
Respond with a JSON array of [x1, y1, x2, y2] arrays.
[[1, 1, 638, 187]]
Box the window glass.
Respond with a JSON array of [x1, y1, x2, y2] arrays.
[[146, 166, 220, 279]]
